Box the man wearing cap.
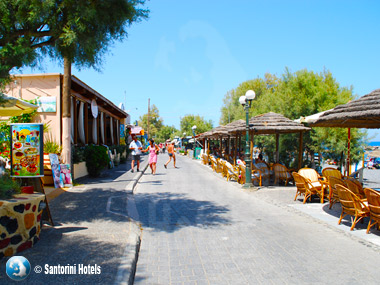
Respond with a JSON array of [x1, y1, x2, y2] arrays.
[[129, 135, 143, 172]]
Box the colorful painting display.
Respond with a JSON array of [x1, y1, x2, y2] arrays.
[[10, 124, 43, 177], [120, 124, 125, 145], [49, 153, 64, 188], [60, 164, 73, 187], [36, 97, 57, 112]]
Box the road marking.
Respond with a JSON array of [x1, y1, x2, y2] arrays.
[[106, 195, 129, 218]]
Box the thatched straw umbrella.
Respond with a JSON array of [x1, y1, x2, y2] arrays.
[[311, 88, 380, 174], [199, 120, 245, 160], [229, 112, 310, 169], [311, 89, 380, 128], [219, 120, 245, 160]]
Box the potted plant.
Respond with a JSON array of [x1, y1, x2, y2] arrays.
[[0, 174, 21, 200]]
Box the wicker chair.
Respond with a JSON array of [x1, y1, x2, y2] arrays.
[[252, 162, 272, 186], [238, 164, 261, 185], [364, 188, 380, 234], [298, 168, 327, 194], [336, 184, 370, 231], [345, 178, 366, 199], [294, 172, 326, 203], [292, 172, 307, 202], [209, 156, 218, 172], [201, 154, 208, 165], [322, 167, 344, 180], [222, 161, 240, 182], [273, 163, 293, 185], [327, 176, 346, 209], [215, 159, 224, 174]]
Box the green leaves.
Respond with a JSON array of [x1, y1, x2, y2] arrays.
[[180, 114, 213, 136], [220, 68, 366, 166], [138, 104, 164, 139], [0, 0, 149, 80]]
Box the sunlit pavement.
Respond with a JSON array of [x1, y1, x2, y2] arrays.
[[132, 155, 380, 284], [0, 155, 149, 284]]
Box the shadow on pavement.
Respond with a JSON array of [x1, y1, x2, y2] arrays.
[[0, 231, 124, 284], [322, 203, 370, 231], [47, 188, 130, 224], [74, 155, 148, 185], [132, 192, 231, 233]]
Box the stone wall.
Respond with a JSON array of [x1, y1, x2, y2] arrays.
[[0, 193, 45, 258]]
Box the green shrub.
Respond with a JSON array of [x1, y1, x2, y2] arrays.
[[0, 175, 21, 199], [72, 145, 86, 163], [84, 145, 110, 177]]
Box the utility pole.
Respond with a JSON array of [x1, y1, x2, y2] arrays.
[[147, 98, 150, 138]]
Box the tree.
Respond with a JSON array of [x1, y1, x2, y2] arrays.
[[0, 0, 149, 163], [180, 114, 213, 136], [220, 68, 366, 167], [0, 0, 148, 85], [138, 104, 164, 139], [156, 125, 179, 142]]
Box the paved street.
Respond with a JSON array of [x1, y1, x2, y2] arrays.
[[132, 155, 380, 284], [0, 155, 148, 285]]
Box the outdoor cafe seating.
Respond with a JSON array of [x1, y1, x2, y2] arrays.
[[273, 163, 294, 186], [292, 172, 326, 204], [327, 176, 346, 209], [221, 160, 239, 182], [252, 162, 272, 186], [345, 178, 366, 200], [336, 184, 370, 231], [364, 188, 380, 234]]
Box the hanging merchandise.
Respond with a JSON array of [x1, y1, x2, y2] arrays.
[[100, 112, 105, 144], [116, 120, 119, 145], [78, 101, 85, 144], [92, 118, 97, 143], [71, 97, 74, 143], [110, 117, 114, 145]]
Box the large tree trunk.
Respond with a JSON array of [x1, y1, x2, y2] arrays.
[[62, 57, 72, 165]]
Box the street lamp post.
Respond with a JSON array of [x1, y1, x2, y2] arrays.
[[239, 90, 257, 189], [182, 132, 186, 150], [192, 125, 197, 159]]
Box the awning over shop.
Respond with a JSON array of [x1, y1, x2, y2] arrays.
[[0, 94, 38, 116]]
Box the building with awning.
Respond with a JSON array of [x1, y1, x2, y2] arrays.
[[4, 73, 128, 147]]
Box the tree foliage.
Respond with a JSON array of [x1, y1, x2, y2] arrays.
[[156, 125, 179, 142], [180, 114, 213, 136], [220, 68, 367, 167], [138, 104, 164, 139], [0, 0, 148, 89]]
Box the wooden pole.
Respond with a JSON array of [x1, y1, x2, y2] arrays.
[[347, 128, 351, 176], [62, 57, 72, 165], [147, 98, 150, 138], [234, 133, 238, 165], [276, 133, 280, 163], [298, 131, 304, 170]]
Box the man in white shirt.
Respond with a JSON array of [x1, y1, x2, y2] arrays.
[[129, 135, 143, 173]]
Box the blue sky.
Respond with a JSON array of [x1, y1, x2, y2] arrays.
[[19, 0, 380, 140]]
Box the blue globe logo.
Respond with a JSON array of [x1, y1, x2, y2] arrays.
[[6, 256, 31, 281]]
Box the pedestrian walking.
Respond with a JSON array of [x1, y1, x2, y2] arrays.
[[164, 142, 176, 168], [129, 135, 143, 173], [142, 139, 160, 175]]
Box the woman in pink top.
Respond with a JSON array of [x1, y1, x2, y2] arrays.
[[142, 139, 160, 175]]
